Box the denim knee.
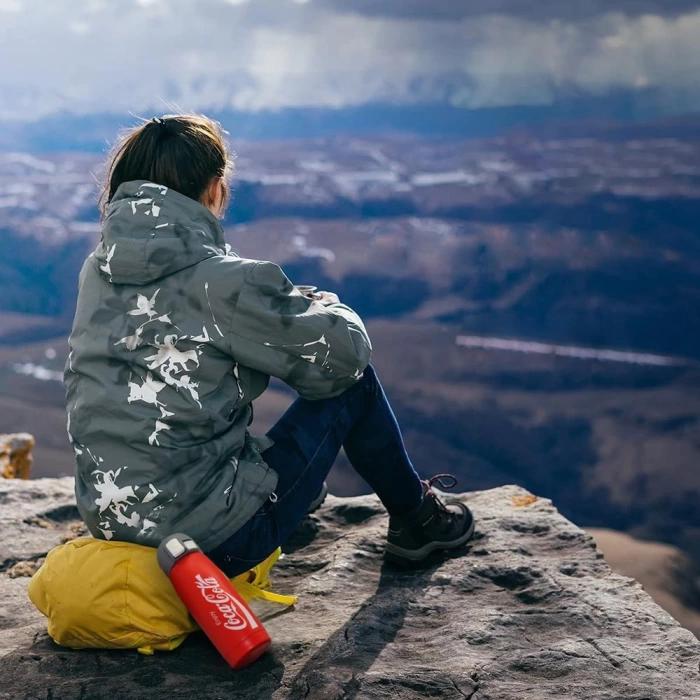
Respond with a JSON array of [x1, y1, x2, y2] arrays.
[[333, 363, 377, 410]]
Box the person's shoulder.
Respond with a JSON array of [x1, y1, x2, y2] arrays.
[[195, 252, 263, 284], [191, 254, 289, 306], [209, 257, 291, 286], [171, 254, 260, 322]]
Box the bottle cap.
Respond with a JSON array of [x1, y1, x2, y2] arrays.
[[157, 533, 201, 575]]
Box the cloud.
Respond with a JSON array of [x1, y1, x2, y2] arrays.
[[0, 0, 699, 119]]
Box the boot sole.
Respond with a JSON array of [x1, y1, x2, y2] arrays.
[[384, 517, 475, 565]]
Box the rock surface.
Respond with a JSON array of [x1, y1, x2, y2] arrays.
[[590, 528, 700, 639], [0, 478, 699, 700], [0, 433, 34, 480]]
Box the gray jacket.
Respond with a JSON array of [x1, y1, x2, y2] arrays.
[[64, 180, 371, 551]]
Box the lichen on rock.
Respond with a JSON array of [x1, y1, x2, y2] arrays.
[[0, 478, 698, 700]]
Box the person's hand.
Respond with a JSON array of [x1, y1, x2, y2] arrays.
[[315, 291, 340, 305]]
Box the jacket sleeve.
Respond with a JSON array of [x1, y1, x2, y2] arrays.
[[227, 261, 372, 400]]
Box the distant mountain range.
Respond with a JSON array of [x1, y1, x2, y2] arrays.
[[1, 92, 698, 152], [3, 128, 699, 355]]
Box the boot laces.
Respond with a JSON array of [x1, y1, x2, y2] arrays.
[[427, 473, 457, 490], [424, 473, 458, 521]]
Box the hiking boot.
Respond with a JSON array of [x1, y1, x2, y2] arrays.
[[307, 481, 328, 514], [384, 473, 475, 565]]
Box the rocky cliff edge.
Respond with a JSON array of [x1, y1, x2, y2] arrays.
[[0, 477, 698, 700]]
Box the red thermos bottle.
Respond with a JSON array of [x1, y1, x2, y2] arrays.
[[157, 533, 271, 669]]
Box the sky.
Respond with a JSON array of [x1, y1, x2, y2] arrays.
[[1, 0, 700, 119]]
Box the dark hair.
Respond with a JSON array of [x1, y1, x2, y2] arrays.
[[100, 114, 233, 217]]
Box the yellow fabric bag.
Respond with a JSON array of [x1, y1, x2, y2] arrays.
[[28, 537, 297, 655]]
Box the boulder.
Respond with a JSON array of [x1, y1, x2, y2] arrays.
[[0, 433, 34, 480], [0, 477, 698, 700]]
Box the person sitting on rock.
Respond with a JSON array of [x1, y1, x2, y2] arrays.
[[64, 113, 475, 574]]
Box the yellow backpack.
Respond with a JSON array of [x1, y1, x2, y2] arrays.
[[28, 537, 296, 656]]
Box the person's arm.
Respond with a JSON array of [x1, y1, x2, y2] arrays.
[[228, 261, 371, 400]]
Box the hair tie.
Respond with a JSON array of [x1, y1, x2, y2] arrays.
[[152, 117, 168, 131]]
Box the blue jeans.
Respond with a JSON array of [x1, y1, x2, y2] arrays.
[[209, 365, 424, 577]]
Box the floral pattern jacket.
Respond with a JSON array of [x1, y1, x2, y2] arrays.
[[65, 180, 371, 551]]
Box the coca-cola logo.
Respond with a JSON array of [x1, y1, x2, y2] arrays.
[[194, 574, 259, 632]]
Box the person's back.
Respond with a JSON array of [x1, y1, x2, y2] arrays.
[[66, 179, 275, 550]]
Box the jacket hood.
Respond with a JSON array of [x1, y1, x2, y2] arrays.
[[94, 180, 228, 285]]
